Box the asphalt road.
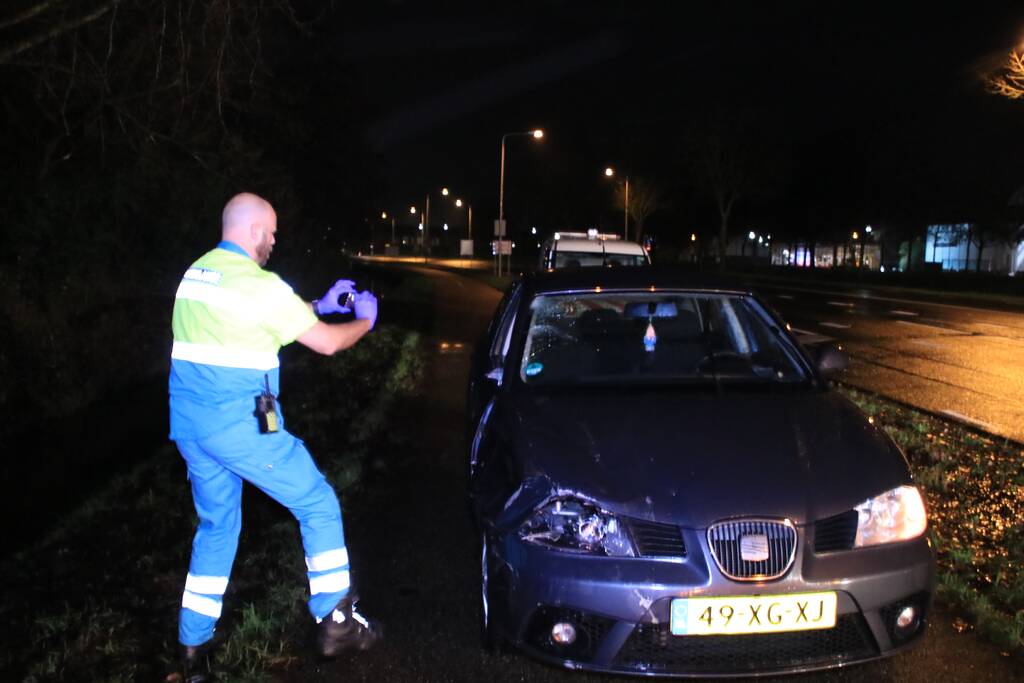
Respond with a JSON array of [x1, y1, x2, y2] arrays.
[[751, 280, 1024, 444], [281, 264, 1023, 682]]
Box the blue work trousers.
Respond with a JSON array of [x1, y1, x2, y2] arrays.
[[176, 420, 350, 646]]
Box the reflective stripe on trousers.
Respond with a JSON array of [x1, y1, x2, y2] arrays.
[[176, 420, 349, 646]]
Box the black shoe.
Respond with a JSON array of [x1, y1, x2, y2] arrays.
[[316, 596, 383, 657], [180, 641, 214, 683]]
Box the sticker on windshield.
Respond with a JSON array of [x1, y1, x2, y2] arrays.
[[525, 362, 544, 377]]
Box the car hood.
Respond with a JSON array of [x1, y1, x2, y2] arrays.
[[502, 387, 910, 529]]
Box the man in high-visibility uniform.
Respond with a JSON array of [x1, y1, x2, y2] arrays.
[[170, 192, 381, 681]]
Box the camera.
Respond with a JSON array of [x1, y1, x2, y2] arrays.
[[316, 291, 356, 316]]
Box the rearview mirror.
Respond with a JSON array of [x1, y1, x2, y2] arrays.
[[623, 301, 678, 318], [814, 344, 849, 380]]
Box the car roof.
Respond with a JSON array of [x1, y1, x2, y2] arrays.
[[518, 266, 758, 298], [549, 239, 647, 255]]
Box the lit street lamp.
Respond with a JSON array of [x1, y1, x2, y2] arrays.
[[604, 166, 630, 240], [454, 198, 473, 240], [420, 187, 457, 258], [380, 211, 396, 247], [498, 128, 544, 276]]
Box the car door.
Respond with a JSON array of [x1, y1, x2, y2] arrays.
[[467, 282, 522, 476]]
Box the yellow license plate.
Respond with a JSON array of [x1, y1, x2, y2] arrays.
[[670, 592, 837, 636]]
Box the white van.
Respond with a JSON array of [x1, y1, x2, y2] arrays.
[[538, 230, 650, 269]]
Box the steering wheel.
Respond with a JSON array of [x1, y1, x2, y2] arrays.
[[695, 350, 748, 372]]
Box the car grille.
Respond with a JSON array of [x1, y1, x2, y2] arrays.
[[707, 519, 796, 580], [614, 614, 878, 674], [627, 518, 686, 557], [814, 510, 859, 553]]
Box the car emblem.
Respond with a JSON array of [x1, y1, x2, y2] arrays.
[[739, 534, 770, 562]]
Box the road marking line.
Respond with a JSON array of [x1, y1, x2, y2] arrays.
[[971, 322, 1024, 334], [776, 294, 795, 300], [827, 301, 855, 308], [889, 310, 919, 316], [940, 410, 1001, 433], [753, 283, 1012, 314], [790, 327, 817, 336], [791, 329, 835, 344], [819, 322, 852, 329], [909, 339, 944, 349], [895, 320, 954, 333]]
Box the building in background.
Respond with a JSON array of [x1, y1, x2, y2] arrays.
[[924, 223, 1022, 274]]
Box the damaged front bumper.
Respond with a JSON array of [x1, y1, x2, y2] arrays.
[[485, 527, 934, 677]]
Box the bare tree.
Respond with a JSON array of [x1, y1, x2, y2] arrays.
[[0, 0, 314, 179], [0, 0, 321, 422], [682, 111, 787, 267], [687, 118, 751, 266], [0, 1, 123, 65], [613, 177, 664, 243], [987, 50, 1024, 100]]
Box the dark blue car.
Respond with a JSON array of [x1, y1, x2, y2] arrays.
[[467, 268, 934, 677]]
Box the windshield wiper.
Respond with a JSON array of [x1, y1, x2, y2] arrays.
[[532, 374, 723, 388]]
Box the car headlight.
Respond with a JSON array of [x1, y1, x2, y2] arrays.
[[518, 498, 636, 557], [854, 485, 927, 547]]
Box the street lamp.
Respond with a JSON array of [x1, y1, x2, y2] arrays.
[[380, 211, 396, 247], [498, 128, 544, 276], [454, 198, 473, 238], [604, 166, 630, 241], [420, 186, 457, 259]]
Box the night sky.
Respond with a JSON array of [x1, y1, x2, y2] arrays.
[[310, 2, 1024, 243]]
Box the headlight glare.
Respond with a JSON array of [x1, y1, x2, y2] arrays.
[[519, 498, 635, 556], [854, 485, 927, 547]]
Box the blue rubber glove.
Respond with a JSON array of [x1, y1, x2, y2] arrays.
[[314, 279, 356, 316], [353, 291, 378, 330]]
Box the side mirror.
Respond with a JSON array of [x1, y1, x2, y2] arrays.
[[485, 367, 503, 385], [814, 344, 849, 380]]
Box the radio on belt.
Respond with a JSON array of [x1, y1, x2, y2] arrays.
[[255, 373, 279, 434]]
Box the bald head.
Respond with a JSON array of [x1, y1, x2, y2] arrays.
[[221, 192, 277, 265]]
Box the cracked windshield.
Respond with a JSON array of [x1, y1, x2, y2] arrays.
[[521, 292, 808, 386]]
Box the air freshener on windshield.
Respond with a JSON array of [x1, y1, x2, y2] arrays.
[[644, 320, 657, 352]]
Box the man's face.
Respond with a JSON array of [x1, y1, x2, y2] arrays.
[[254, 211, 277, 266]]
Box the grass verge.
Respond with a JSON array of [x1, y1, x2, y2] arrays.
[[0, 325, 424, 682], [840, 385, 1024, 654]]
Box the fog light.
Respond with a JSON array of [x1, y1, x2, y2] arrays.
[[896, 606, 917, 630], [551, 622, 577, 645]]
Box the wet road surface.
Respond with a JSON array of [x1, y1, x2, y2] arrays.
[[752, 281, 1024, 444], [288, 264, 1022, 681]]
